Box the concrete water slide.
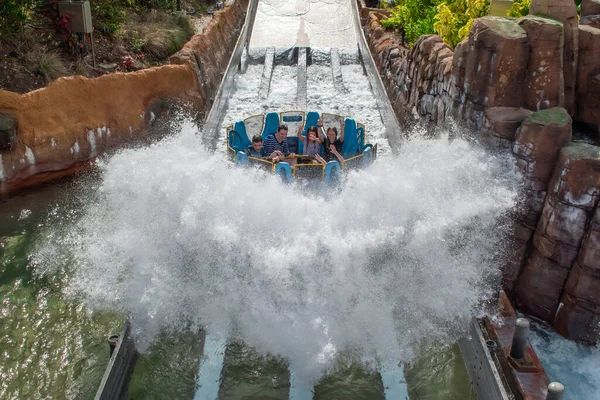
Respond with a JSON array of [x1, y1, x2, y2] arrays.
[[203, 0, 401, 149]]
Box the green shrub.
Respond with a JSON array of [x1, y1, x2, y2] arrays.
[[90, 0, 129, 33], [0, 0, 42, 36], [131, 36, 147, 53], [142, 0, 177, 9], [167, 28, 187, 54], [434, 0, 489, 47], [381, 0, 439, 45], [506, 0, 530, 17], [176, 15, 195, 38]]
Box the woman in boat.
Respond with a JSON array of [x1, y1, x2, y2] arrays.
[[318, 118, 344, 164], [297, 125, 326, 164]]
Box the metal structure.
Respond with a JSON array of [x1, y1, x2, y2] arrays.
[[95, 321, 137, 400], [57, 0, 96, 66]]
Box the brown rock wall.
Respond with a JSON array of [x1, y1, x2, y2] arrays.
[[0, 65, 199, 195], [529, 0, 578, 116], [463, 18, 530, 109], [503, 108, 572, 292], [555, 204, 600, 344], [576, 25, 600, 130], [364, 5, 600, 342], [581, 0, 600, 28], [517, 16, 565, 110], [582, 0, 600, 15], [517, 143, 600, 322]]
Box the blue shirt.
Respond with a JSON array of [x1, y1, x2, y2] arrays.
[[262, 134, 290, 157], [246, 146, 266, 158]]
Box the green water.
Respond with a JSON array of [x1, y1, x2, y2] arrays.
[[219, 341, 291, 399], [0, 182, 204, 400], [129, 329, 205, 399], [405, 344, 476, 400], [0, 184, 123, 400]]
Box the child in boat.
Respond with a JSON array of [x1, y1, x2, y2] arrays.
[[319, 118, 344, 164], [246, 134, 266, 158], [297, 125, 326, 164]]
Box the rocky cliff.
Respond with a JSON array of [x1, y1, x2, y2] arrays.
[[0, 0, 249, 195], [366, 1, 600, 344]]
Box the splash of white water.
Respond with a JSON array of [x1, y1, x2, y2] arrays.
[[34, 121, 518, 382]]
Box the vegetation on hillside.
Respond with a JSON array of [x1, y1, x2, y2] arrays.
[[381, 0, 490, 48], [434, 0, 489, 47], [381, 0, 583, 48], [0, 0, 213, 93]]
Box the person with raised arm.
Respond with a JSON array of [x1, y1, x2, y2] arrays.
[[297, 124, 326, 164], [318, 117, 344, 164]]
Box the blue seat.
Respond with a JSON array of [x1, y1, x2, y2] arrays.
[[341, 118, 361, 159], [304, 111, 320, 131], [262, 111, 280, 141], [228, 121, 251, 153]]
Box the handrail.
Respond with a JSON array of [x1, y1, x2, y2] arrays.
[[204, 0, 260, 150], [349, 0, 403, 151]]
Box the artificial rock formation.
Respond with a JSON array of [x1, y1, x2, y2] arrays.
[[517, 143, 600, 321], [364, 4, 600, 343], [517, 16, 565, 110], [504, 108, 572, 292], [555, 199, 600, 344], [455, 17, 530, 121], [0, 0, 249, 195], [581, 0, 600, 28], [530, 0, 579, 116], [0, 66, 199, 194], [576, 25, 600, 130]]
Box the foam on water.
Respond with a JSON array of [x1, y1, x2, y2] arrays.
[[249, 0, 357, 58], [34, 120, 519, 383], [530, 321, 600, 399]]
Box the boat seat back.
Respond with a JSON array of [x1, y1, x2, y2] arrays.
[[341, 118, 361, 159], [262, 111, 280, 141], [228, 121, 251, 152], [304, 111, 320, 130]]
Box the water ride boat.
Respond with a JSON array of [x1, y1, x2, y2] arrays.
[[226, 111, 377, 183]]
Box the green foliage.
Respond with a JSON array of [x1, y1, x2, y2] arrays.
[[90, 0, 179, 33], [90, 0, 129, 33], [168, 28, 187, 54], [434, 0, 489, 47], [0, 0, 42, 36], [506, 0, 530, 17], [131, 36, 147, 53], [380, 0, 489, 47], [381, 0, 439, 45]]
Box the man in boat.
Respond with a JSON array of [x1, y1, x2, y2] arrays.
[[246, 134, 266, 158], [263, 124, 297, 165]]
